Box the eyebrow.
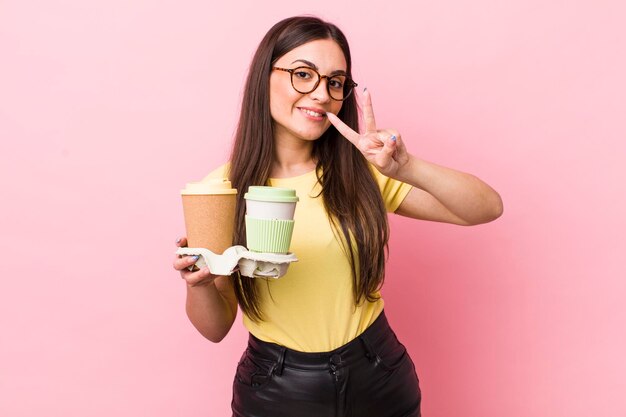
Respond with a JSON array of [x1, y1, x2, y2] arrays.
[[291, 59, 347, 76]]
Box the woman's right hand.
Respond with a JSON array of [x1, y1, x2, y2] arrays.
[[173, 237, 219, 287]]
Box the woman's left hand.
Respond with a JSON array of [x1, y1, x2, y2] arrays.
[[326, 89, 409, 178]]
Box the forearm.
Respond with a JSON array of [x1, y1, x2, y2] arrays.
[[185, 279, 236, 343], [395, 154, 503, 225]]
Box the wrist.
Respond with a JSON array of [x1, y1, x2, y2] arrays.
[[394, 154, 420, 185]]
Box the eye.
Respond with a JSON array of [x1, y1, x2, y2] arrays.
[[328, 77, 345, 90], [293, 67, 315, 80]]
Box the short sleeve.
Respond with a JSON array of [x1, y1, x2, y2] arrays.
[[201, 162, 231, 182], [370, 166, 413, 213]]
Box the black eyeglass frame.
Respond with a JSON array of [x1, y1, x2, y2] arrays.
[[272, 66, 358, 101]]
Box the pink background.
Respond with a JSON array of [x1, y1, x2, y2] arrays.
[[1, 1, 625, 416]]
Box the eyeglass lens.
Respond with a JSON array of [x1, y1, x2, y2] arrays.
[[291, 67, 352, 100]]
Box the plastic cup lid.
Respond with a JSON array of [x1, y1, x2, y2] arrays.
[[244, 186, 299, 203], [181, 178, 237, 195]]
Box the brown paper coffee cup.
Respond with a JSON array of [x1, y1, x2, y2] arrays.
[[181, 179, 237, 253]]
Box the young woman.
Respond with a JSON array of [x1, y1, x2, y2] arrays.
[[173, 16, 503, 417]]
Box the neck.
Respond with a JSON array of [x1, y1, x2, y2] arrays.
[[271, 135, 316, 178]]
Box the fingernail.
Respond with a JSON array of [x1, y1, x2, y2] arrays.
[[192, 255, 200, 261], [390, 135, 397, 142], [176, 238, 181, 244]]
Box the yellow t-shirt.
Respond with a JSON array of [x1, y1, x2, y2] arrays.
[[204, 164, 412, 352]]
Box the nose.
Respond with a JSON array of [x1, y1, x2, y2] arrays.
[[309, 77, 331, 103]]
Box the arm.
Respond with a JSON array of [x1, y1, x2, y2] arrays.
[[174, 238, 238, 342], [326, 89, 503, 226], [393, 155, 503, 225]]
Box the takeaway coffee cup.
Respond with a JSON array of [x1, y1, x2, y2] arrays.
[[244, 186, 298, 253], [181, 179, 237, 253]]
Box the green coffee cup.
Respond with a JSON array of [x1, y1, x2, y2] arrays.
[[244, 186, 299, 253]]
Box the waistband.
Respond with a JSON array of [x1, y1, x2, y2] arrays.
[[247, 310, 393, 373]]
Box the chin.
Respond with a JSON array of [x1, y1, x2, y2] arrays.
[[299, 132, 325, 142], [301, 126, 330, 141]]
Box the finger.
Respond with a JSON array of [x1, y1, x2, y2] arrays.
[[175, 237, 188, 247], [375, 133, 398, 167], [362, 89, 377, 134], [326, 112, 360, 146], [173, 255, 199, 271], [173, 255, 198, 271], [180, 265, 207, 281], [390, 131, 407, 154], [186, 267, 216, 286]]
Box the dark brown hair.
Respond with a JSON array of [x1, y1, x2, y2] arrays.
[[228, 16, 389, 321]]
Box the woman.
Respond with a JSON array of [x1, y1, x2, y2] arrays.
[[173, 16, 503, 417]]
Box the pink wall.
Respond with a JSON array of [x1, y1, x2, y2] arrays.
[[1, 1, 624, 416]]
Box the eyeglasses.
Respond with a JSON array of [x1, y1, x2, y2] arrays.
[[272, 66, 358, 101]]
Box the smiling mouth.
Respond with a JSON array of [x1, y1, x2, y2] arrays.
[[299, 108, 326, 118]]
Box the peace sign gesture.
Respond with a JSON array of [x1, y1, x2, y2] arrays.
[[326, 89, 410, 179]]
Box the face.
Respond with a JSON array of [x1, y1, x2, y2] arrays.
[[269, 39, 347, 144]]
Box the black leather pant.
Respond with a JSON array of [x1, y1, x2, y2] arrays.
[[232, 311, 421, 417]]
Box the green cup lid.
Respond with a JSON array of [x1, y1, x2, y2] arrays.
[[244, 186, 299, 203]]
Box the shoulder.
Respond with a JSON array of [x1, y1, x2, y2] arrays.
[[201, 162, 231, 182], [368, 165, 390, 187], [368, 164, 408, 192], [368, 164, 413, 212]]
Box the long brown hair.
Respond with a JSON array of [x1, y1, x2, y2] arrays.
[[228, 16, 389, 321]]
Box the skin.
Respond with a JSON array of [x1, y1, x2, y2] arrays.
[[173, 39, 504, 342], [268, 39, 346, 178], [327, 91, 504, 225]]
